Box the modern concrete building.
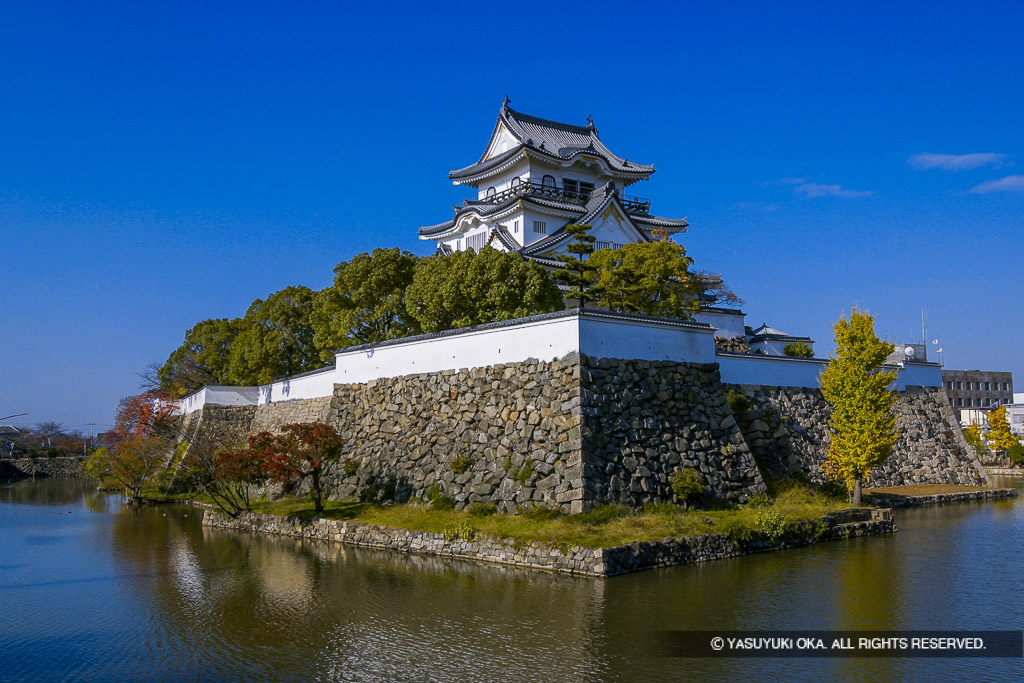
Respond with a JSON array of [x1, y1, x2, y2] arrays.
[[942, 369, 1014, 420]]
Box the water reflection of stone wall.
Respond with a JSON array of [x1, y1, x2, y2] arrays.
[[728, 385, 989, 487], [204, 507, 895, 577], [0, 457, 86, 480]]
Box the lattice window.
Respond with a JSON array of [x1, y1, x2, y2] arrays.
[[534, 221, 546, 234]]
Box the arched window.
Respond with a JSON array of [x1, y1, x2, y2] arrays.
[[486, 186, 496, 198], [541, 175, 556, 195], [511, 177, 521, 187]]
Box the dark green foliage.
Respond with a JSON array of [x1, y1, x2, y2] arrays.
[[1008, 442, 1024, 466], [310, 248, 421, 359], [553, 224, 597, 306], [747, 492, 771, 508], [783, 341, 814, 358], [343, 459, 358, 476], [670, 468, 704, 503], [726, 389, 752, 414], [405, 247, 563, 332], [229, 286, 324, 385], [512, 461, 534, 486], [467, 502, 497, 517], [158, 318, 242, 397], [588, 241, 699, 318], [451, 453, 473, 474], [426, 483, 456, 510]]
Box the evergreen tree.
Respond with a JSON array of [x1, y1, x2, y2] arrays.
[[818, 309, 898, 505], [310, 248, 421, 359], [553, 224, 596, 307], [405, 247, 563, 332], [987, 406, 1018, 451], [588, 241, 698, 318], [229, 286, 323, 385]]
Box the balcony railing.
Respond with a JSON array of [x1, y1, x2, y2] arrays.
[[479, 181, 651, 214]]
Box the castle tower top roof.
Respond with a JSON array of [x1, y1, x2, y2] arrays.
[[448, 101, 655, 184]]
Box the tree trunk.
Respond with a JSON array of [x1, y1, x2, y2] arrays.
[[852, 477, 862, 507], [311, 469, 323, 513]]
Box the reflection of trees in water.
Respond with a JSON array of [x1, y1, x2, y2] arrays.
[[108, 507, 615, 680], [1, 478, 85, 507]]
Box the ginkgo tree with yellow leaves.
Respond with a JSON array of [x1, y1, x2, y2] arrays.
[[818, 308, 899, 506], [986, 406, 1018, 452]]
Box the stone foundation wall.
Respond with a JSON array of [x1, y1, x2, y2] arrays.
[[728, 384, 989, 487], [329, 357, 583, 513], [581, 358, 765, 507], [0, 457, 86, 480]]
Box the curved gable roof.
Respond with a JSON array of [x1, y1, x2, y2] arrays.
[[449, 102, 655, 181]]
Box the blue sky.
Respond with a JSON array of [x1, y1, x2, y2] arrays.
[[2, 1, 1022, 430]]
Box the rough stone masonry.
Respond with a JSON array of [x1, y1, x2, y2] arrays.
[[174, 353, 987, 512]]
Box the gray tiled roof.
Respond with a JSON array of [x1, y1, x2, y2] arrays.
[[449, 103, 655, 181]]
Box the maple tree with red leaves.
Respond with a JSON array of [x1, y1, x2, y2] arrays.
[[111, 391, 177, 445], [260, 422, 345, 513], [205, 432, 274, 516]]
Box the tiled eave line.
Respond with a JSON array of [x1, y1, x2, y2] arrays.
[[334, 308, 714, 356]]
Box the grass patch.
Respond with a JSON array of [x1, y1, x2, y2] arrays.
[[171, 479, 858, 549]]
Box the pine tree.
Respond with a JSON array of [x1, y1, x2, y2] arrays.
[[553, 224, 596, 307], [987, 406, 1018, 452], [818, 308, 899, 505]]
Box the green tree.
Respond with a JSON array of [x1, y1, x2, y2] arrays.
[[158, 318, 242, 397], [229, 286, 323, 385], [818, 308, 898, 506], [987, 406, 1018, 451], [553, 224, 597, 307], [85, 439, 166, 501], [588, 241, 699, 318], [406, 247, 563, 332], [784, 341, 815, 358], [310, 248, 421, 360]]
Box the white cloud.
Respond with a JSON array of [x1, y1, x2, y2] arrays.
[[776, 177, 807, 185], [793, 183, 874, 198], [908, 152, 1007, 170], [969, 175, 1024, 194]]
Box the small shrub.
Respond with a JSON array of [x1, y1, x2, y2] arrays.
[[467, 502, 497, 517], [381, 477, 397, 501], [426, 484, 455, 511], [755, 509, 787, 543], [451, 453, 473, 475], [783, 342, 814, 358], [343, 459, 358, 477], [47, 447, 59, 458], [726, 390, 752, 414], [512, 461, 534, 486], [502, 457, 512, 471], [670, 469, 704, 504], [747, 492, 771, 508], [720, 518, 755, 546], [443, 521, 477, 542], [1007, 442, 1024, 466]]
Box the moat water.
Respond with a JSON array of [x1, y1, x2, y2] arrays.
[[1, 477, 1022, 682]]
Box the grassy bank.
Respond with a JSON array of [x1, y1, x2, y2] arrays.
[[150, 479, 860, 549]]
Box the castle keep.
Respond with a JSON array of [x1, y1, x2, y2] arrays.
[[173, 106, 988, 512]]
